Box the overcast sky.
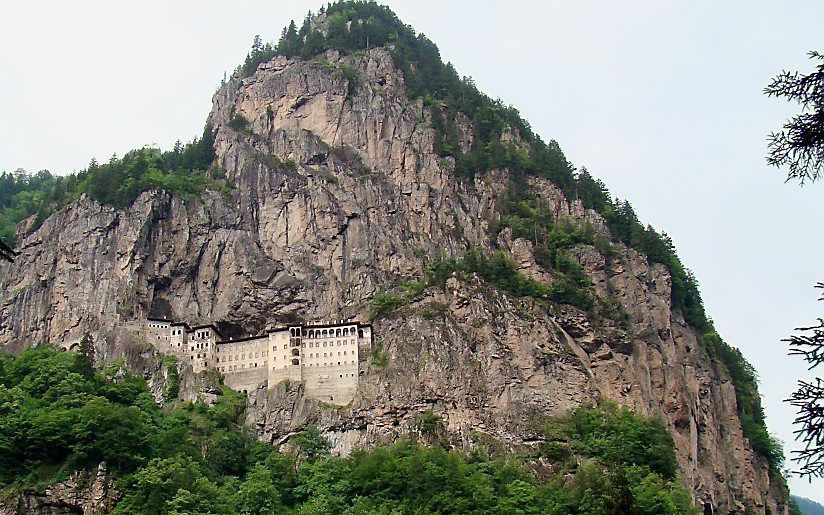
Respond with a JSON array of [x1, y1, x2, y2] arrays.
[[2, 0, 822, 501]]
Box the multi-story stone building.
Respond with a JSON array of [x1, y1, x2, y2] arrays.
[[146, 318, 372, 404]]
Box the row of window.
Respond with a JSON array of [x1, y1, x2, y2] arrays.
[[222, 362, 262, 371], [268, 360, 356, 369], [190, 341, 210, 351], [307, 351, 350, 358], [304, 328, 358, 339], [206, 349, 357, 364], [220, 360, 358, 373], [218, 350, 269, 362], [307, 339, 355, 348]]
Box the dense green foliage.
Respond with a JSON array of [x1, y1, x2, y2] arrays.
[[539, 401, 679, 480], [0, 347, 161, 483], [0, 126, 217, 244], [495, 195, 601, 310], [532, 401, 694, 514], [0, 348, 695, 514], [161, 357, 181, 403], [444, 249, 592, 309], [370, 246, 592, 321]]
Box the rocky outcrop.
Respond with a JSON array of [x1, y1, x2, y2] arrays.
[[0, 47, 788, 513], [0, 464, 118, 515]]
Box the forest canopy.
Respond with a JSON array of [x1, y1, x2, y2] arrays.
[[0, 348, 696, 514]]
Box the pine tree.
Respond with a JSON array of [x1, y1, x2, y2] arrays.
[[786, 283, 824, 478], [765, 51, 824, 184], [78, 332, 94, 377]]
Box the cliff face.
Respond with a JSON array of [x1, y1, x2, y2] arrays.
[[0, 464, 118, 515], [0, 48, 787, 512]]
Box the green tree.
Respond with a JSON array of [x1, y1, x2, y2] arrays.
[[786, 283, 824, 478], [232, 465, 284, 514], [292, 425, 331, 465], [767, 51, 824, 481], [205, 429, 251, 477], [168, 476, 227, 514], [765, 51, 824, 184], [77, 333, 94, 378], [115, 455, 205, 514]]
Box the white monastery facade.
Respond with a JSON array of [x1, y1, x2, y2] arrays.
[[146, 318, 372, 404]]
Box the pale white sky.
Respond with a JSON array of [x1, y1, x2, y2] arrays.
[[1, 0, 822, 501]]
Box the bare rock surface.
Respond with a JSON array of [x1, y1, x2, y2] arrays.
[[0, 48, 788, 513], [0, 464, 118, 515]]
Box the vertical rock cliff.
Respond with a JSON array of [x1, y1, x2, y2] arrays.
[[0, 16, 788, 515]]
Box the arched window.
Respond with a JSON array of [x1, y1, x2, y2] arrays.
[[291, 348, 300, 356], [291, 358, 299, 365], [358, 329, 364, 339], [336, 328, 342, 337], [308, 330, 314, 338], [343, 328, 349, 337]]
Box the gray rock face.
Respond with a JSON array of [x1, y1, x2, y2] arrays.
[[0, 48, 787, 513], [0, 464, 118, 515]]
